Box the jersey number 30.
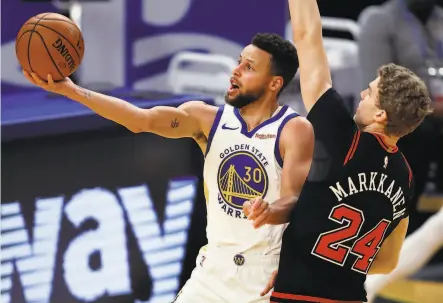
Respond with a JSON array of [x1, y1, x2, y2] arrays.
[[312, 203, 391, 274]]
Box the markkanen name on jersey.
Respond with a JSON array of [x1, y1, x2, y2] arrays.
[[329, 172, 407, 220]]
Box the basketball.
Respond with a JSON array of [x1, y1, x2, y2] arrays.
[[15, 13, 85, 81]]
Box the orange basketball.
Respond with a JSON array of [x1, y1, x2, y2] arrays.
[[15, 12, 85, 81]]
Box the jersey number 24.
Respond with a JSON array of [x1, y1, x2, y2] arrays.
[[311, 203, 391, 274]]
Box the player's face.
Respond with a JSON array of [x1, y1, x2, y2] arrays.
[[354, 77, 387, 129], [225, 45, 274, 108]]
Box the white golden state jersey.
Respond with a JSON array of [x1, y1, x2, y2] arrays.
[[203, 104, 300, 255]]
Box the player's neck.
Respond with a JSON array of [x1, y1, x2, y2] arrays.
[[363, 126, 399, 147], [238, 99, 279, 131]]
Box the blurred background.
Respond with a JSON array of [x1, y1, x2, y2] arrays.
[[1, 0, 442, 303]]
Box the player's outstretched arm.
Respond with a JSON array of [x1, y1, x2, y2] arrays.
[[288, 0, 332, 112], [244, 118, 314, 227], [23, 71, 213, 139]]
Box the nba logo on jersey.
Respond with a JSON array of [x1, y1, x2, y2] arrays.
[[217, 148, 269, 215]]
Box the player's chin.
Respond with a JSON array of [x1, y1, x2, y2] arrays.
[[224, 92, 239, 103], [227, 88, 240, 97]]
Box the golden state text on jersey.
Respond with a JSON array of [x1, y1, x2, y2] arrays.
[[217, 146, 269, 218]]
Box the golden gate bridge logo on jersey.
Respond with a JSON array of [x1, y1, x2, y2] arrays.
[[217, 150, 269, 218]]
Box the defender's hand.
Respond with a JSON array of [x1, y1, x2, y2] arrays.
[[243, 197, 270, 229], [23, 70, 74, 95], [261, 270, 277, 296]]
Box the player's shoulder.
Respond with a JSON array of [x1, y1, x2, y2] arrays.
[[179, 100, 218, 118], [179, 100, 217, 112], [179, 101, 220, 131], [279, 116, 314, 150], [307, 87, 350, 122], [281, 115, 313, 136], [318, 87, 342, 103], [310, 87, 344, 111]]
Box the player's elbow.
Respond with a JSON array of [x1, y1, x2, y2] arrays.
[[130, 108, 155, 133], [127, 117, 149, 133], [292, 24, 322, 44]]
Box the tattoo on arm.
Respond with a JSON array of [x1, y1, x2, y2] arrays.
[[171, 118, 180, 128]]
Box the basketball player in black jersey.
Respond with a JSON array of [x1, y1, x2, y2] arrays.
[[243, 0, 433, 302]]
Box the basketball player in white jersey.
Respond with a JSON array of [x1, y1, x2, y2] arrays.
[[23, 33, 314, 302]]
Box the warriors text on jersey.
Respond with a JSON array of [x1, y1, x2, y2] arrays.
[[272, 89, 413, 302], [203, 104, 299, 254]]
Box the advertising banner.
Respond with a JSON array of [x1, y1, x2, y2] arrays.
[[1, 129, 207, 303]]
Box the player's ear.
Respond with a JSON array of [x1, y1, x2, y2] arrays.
[[374, 109, 388, 123], [269, 76, 283, 93]]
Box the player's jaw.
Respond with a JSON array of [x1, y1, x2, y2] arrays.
[[225, 91, 260, 108]]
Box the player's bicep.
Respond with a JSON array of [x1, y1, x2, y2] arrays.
[[297, 37, 332, 113], [279, 118, 314, 197], [141, 101, 210, 139], [373, 217, 409, 270]]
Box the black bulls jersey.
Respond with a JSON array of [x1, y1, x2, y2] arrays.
[[272, 89, 413, 303]]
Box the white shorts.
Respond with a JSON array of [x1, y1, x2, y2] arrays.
[[173, 248, 279, 303]]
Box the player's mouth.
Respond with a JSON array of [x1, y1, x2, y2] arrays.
[[228, 79, 240, 94]]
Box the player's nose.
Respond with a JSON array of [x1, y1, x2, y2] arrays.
[[232, 64, 242, 77]]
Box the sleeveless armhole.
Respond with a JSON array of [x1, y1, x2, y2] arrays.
[[274, 113, 300, 168]]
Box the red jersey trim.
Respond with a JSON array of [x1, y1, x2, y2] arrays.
[[372, 134, 398, 153], [401, 152, 413, 187], [344, 130, 361, 165]]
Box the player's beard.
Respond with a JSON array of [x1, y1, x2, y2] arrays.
[[224, 89, 264, 109]]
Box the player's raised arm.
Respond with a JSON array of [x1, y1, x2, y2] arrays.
[[288, 0, 332, 112], [23, 71, 214, 140]]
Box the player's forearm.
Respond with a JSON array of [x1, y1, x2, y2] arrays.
[[366, 209, 443, 292], [288, 0, 323, 43], [267, 195, 298, 224], [64, 85, 146, 132]]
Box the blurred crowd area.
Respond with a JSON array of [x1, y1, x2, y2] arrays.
[[2, 1, 443, 303]]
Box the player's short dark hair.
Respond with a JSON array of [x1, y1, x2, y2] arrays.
[[377, 64, 433, 137], [252, 33, 299, 96]]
